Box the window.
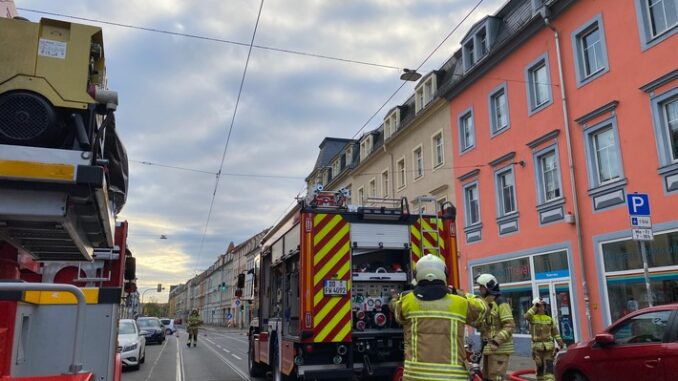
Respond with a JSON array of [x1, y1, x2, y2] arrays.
[[611, 310, 671, 344], [464, 183, 480, 226], [360, 136, 373, 160], [464, 40, 475, 69], [572, 15, 609, 86], [397, 158, 406, 189], [415, 75, 438, 113], [635, 0, 678, 49], [369, 178, 377, 198], [459, 109, 475, 152], [381, 170, 389, 198], [649, 88, 678, 192], [332, 160, 341, 179], [357, 187, 364, 204], [489, 84, 509, 134], [384, 109, 401, 138], [665, 98, 678, 161], [437, 196, 448, 212], [537, 149, 562, 202], [478, 29, 488, 57], [592, 126, 621, 184], [526, 54, 553, 114], [496, 167, 517, 216], [413, 146, 424, 179], [432, 132, 444, 168], [346, 184, 352, 204]]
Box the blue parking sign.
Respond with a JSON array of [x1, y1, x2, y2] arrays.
[[627, 193, 650, 216]]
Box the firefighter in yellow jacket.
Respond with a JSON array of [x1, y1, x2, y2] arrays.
[[390, 254, 488, 381], [524, 297, 565, 381], [475, 273, 515, 381]]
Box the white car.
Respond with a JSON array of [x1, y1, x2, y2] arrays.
[[118, 319, 146, 370], [160, 318, 176, 335]]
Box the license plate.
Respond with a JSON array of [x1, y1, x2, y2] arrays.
[[323, 280, 348, 296]]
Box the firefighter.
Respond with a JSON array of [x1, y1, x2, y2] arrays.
[[475, 273, 515, 381], [187, 309, 202, 347], [390, 254, 488, 381], [524, 297, 565, 381]]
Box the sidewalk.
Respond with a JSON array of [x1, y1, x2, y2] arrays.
[[199, 324, 248, 335]]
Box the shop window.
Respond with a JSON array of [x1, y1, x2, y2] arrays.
[[472, 257, 531, 284], [534, 250, 569, 279]]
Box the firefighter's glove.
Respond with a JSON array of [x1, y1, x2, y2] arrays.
[[532, 297, 543, 307]]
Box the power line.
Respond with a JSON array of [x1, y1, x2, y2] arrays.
[[129, 159, 304, 179], [17, 7, 401, 71], [351, 0, 485, 139], [193, 0, 265, 276]]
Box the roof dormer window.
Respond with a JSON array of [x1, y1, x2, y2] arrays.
[[462, 17, 500, 72], [415, 74, 438, 113], [383, 108, 401, 139], [360, 135, 373, 161]]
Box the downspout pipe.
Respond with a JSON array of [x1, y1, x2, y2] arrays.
[[544, 16, 593, 339], [0, 282, 87, 373], [383, 142, 395, 197]]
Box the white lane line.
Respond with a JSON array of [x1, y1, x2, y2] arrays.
[[231, 354, 242, 360], [223, 348, 231, 353], [180, 337, 186, 381], [144, 338, 169, 381], [175, 337, 183, 381], [203, 338, 249, 380]]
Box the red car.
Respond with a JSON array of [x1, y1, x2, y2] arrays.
[[555, 304, 678, 381]]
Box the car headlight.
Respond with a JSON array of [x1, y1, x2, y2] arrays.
[[123, 343, 138, 352]]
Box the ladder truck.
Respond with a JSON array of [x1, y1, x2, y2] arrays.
[[0, 14, 132, 381], [247, 187, 460, 380]]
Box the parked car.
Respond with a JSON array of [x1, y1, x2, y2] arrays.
[[555, 304, 678, 381], [137, 317, 166, 344], [118, 319, 145, 370], [160, 318, 176, 335]]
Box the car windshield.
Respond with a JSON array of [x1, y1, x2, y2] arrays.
[[137, 319, 160, 328], [161, 319, 171, 325], [119, 321, 136, 334]]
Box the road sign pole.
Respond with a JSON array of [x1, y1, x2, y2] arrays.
[[638, 241, 653, 307]]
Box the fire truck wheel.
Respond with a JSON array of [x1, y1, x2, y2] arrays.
[[248, 340, 266, 377]]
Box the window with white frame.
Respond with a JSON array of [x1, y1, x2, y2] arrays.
[[415, 75, 438, 113], [460, 110, 475, 152], [496, 167, 517, 216], [464, 183, 480, 226], [538, 149, 562, 202], [432, 132, 444, 168], [649, 88, 678, 192], [635, 0, 678, 49], [384, 118, 393, 139], [384, 109, 401, 139], [490, 84, 509, 134], [332, 159, 341, 179], [369, 178, 377, 198], [572, 15, 609, 86], [397, 158, 406, 189], [357, 186, 364, 204], [360, 135, 373, 160], [526, 54, 553, 114], [591, 126, 621, 184], [413, 146, 424, 179], [664, 97, 678, 161], [464, 40, 475, 70], [381, 170, 389, 198], [437, 196, 448, 212]]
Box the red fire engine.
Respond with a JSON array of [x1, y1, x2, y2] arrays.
[[247, 187, 460, 380]]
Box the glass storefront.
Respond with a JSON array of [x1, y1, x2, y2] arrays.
[[602, 229, 678, 322]]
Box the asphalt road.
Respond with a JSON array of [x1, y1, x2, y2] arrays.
[[123, 328, 265, 381]]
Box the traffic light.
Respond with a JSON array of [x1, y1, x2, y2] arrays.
[[157, 283, 162, 292]]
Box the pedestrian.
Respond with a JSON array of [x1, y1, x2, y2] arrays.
[[390, 254, 488, 381], [524, 297, 565, 381], [474, 273, 515, 381], [187, 309, 202, 347]]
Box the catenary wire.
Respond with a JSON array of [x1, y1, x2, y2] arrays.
[[193, 0, 265, 276], [129, 159, 304, 179], [17, 7, 401, 71], [351, 0, 485, 139]]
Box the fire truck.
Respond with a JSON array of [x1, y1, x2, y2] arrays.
[[247, 187, 460, 380], [0, 14, 132, 381]]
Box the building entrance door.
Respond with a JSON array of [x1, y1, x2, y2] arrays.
[[536, 281, 576, 345]]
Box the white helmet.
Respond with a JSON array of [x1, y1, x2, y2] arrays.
[[533, 297, 547, 306], [475, 273, 500, 295], [414, 254, 447, 283]]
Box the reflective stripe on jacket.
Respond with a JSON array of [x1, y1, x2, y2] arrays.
[[524, 306, 562, 351], [479, 296, 515, 355], [392, 291, 488, 381]]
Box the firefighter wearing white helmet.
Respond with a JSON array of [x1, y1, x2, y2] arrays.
[[474, 273, 515, 381], [524, 297, 565, 381], [389, 254, 488, 381]]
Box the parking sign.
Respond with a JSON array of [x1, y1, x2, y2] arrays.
[[626, 194, 650, 216]]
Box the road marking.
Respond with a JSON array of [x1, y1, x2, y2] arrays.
[[232, 354, 242, 360], [203, 338, 249, 380], [175, 337, 184, 381], [223, 348, 231, 353], [144, 338, 168, 381]]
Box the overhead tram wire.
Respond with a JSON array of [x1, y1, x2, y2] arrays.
[[129, 159, 304, 179], [350, 0, 485, 139], [17, 7, 401, 71], [192, 0, 265, 276]]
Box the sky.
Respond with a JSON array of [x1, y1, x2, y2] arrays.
[[17, 0, 505, 302]]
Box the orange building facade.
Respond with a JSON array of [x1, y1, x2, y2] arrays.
[[445, 0, 677, 354]]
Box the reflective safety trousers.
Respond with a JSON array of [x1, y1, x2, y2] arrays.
[[524, 307, 562, 351], [393, 292, 488, 381]]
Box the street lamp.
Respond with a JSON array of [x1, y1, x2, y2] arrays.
[[400, 68, 422, 81], [140, 286, 165, 316]]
